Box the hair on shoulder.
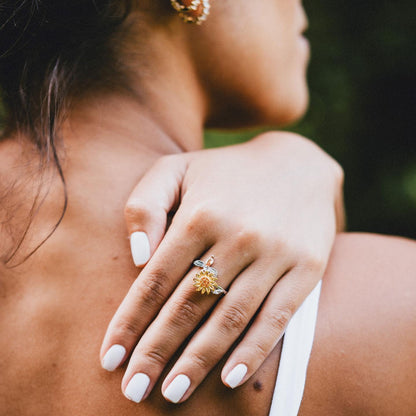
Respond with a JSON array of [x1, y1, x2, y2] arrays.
[[0, 1, 132, 266]]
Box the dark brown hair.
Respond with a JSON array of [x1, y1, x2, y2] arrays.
[[0, 0, 132, 265]]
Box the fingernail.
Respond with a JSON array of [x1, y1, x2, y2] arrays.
[[225, 364, 248, 389], [130, 232, 151, 266], [102, 344, 126, 371], [124, 373, 151, 403], [163, 374, 191, 403]]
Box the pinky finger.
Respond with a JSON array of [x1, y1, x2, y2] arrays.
[[221, 268, 319, 389]]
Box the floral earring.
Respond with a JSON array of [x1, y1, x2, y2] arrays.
[[170, 0, 210, 25]]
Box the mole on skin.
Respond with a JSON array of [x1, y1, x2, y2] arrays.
[[253, 380, 263, 392]]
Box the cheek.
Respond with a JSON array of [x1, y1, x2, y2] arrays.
[[198, 1, 309, 126], [265, 28, 310, 123]]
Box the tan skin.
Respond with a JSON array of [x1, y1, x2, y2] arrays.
[[0, 107, 282, 416], [0, 0, 415, 415], [0, 126, 415, 415], [100, 0, 342, 403]]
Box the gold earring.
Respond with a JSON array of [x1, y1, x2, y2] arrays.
[[170, 0, 211, 25]]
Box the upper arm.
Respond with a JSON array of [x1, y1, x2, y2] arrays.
[[300, 233, 416, 416]]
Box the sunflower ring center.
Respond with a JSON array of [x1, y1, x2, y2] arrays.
[[192, 256, 227, 296]]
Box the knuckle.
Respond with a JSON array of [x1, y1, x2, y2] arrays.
[[268, 307, 294, 333], [124, 201, 151, 224], [220, 304, 250, 333], [268, 236, 290, 255], [139, 269, 168, 309], [233, 228, 262, 251], [252, 340, 270, 361], [141, 346, 169, 367], [183, 216, 199, 238], [299, 252, 327, 274], [185, 205, 218, 236], [168, 297, 202, 327], [187, 350, 213, 371], [112, 317, 142, 340]]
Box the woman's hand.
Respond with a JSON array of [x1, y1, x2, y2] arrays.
[[100, 131, 344, 404]]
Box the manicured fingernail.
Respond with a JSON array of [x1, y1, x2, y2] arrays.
[[225, 364, 248, 389], [124, 373, 150, 403], [102, 344, 126, 371], [130, 232, 151, 266], [163, 374, 191, 403]]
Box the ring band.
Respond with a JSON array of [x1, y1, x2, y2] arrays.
[[193, 255, 227, 295]]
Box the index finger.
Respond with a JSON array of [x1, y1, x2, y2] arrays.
[[125, 154, 189, 266], [100, 211, 212, 371]]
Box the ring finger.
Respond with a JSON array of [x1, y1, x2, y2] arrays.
[[121, 245, 254, 403], [159, 259, 289, 403]]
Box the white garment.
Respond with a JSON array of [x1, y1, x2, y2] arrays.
[[268, 281, 322, 416]]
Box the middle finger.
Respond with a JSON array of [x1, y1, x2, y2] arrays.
[[160, 259, 289, 403], [121, 244, 252, 403]]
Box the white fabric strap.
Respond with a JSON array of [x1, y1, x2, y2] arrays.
[[268, 280, 322, 416]]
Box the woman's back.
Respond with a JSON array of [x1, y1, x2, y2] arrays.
[[1, 2, 415, 415], [1, 115, 415, 415], [0, 116, 280, 416]]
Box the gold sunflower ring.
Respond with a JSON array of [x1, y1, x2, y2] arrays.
[[193, 256, 227, 295]]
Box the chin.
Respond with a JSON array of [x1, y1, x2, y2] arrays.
[[270, 93, 309, 126], [206, 83, 309, 129], [253, 85, 310, 127]]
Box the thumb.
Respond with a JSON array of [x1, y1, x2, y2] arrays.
[[124, 154, 189, 267]]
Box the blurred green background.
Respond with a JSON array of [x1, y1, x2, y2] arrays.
[[206, 0, 416, 238], [1, 1, 415, 238]]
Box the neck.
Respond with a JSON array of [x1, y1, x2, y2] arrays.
[[70, 21, 208, 155], [0, 21, 209, 264]]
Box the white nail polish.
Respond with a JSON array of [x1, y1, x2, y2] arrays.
[[225, 364, 248, 389], [102, 344, 126, 371], [163, 374, 191, 403], [124, 373, 151, 403], [130, 232, 151, 266]]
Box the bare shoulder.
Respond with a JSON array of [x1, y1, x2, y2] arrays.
[[301, 233, 416, 416]]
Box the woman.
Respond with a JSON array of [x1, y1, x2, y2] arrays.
[[0, 1, 415, 416]]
